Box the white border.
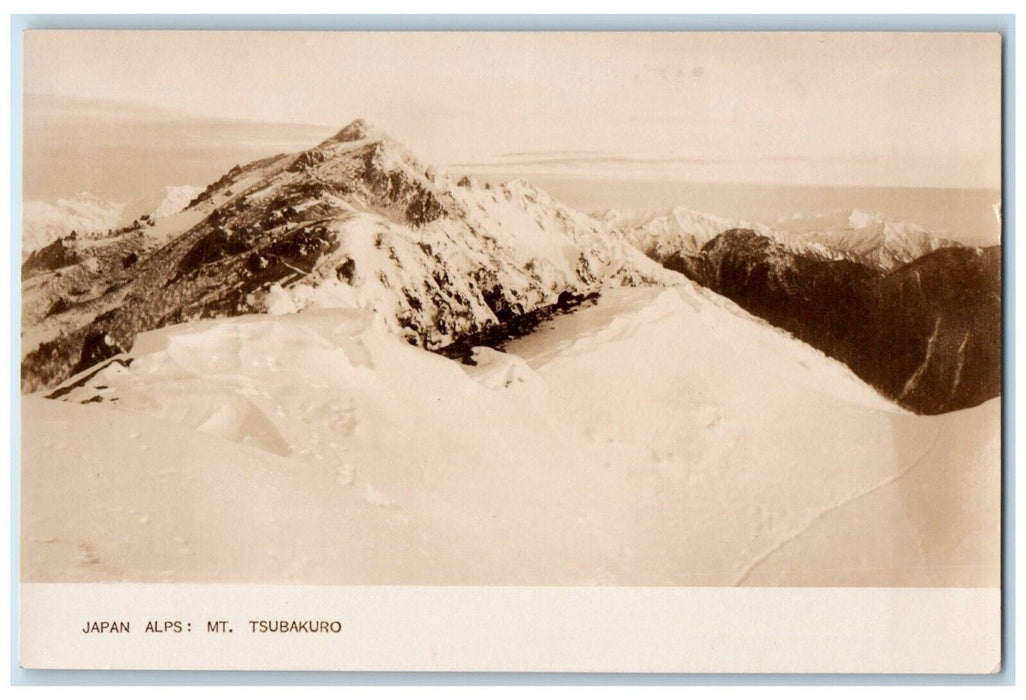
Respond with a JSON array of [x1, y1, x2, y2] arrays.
[[20, 584, 1001, 673]]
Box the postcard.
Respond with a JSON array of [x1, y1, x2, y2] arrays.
[[17, 28, 1003, 673]]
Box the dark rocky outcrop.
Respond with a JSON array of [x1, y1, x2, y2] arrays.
[[22, 236, 81, 277], [72, 330, 128, 377], [436, 291, 601, 363]]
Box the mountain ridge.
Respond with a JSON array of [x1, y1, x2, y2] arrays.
[[604, 204, 967, 272], [21, 119, 679, 393]]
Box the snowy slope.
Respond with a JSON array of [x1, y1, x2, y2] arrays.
[[23, 285, 998, 586], [146, 185, 206, 219]]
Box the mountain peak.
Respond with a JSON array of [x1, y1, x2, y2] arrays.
[[846, 209, 887, 229], [332, 118, 379, 143]]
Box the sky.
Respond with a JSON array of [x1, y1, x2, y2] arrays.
[[23, 30, 1002, 191]]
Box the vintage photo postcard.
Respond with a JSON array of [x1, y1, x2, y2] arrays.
[[16, 29, 1003, 673]]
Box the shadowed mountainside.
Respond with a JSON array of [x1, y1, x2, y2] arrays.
[[661, 229, 1000, 414]]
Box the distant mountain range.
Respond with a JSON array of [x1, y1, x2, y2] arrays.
[[600, 205, 967, 272], [22, 185, 204, 258], [22, 193, 127, 259]]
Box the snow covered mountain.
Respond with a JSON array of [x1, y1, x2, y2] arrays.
[[21, 193, 126, 258], [595, 204, 1000, 413], [20, 119, 678, 392], [601, 206, 788, 261], [21, 185, 205, 259], [603, 206, 963, 271], [773, 209, 964, 270]]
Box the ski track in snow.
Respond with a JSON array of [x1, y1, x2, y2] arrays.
[[732, 426, 943, 585]]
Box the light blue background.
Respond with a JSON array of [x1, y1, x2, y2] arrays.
[[9, 13, 1016, 686]]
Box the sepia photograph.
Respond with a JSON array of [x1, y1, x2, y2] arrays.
[[14, 26, 1005, 673]]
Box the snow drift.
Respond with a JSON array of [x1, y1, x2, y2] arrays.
[[22, 285, 999, 586]]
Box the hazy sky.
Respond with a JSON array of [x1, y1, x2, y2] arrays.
[[24, 30, 1002, 189]]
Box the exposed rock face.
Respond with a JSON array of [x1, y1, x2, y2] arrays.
[[21, 120, 677, 393], [331, 118, 373, 142], [663, 229, 1001, 414], [22, 236, 81, 276], [72, 331, 127, 377]]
